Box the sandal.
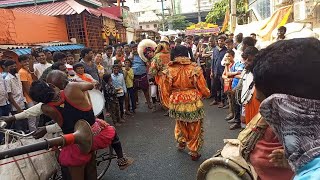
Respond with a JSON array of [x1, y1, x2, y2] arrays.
[[189, 152, 201, 161], [117, 157, 134, 170], [177, 142, 186, 151]]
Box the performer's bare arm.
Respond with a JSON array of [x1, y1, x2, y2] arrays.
[[69, 81, 94, 91]]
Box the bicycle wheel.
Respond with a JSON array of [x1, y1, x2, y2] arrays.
[[96, 146, 117, 180]]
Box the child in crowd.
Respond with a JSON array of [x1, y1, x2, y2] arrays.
[[222, 50, 235, 121], [149, 77, 157, 112], [123, 59, 135, 114], [111, 65, 127, 120], [102, 74, 123, 126], [113, 60, 123, 74], [95, 53, 105, 79], [71, 63, 98, 85]]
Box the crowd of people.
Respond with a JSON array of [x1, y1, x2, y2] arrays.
[[1, 23, 320, 180]]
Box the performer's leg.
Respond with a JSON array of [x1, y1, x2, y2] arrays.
[[185, 120, 203, 160], [111, 133, 134, 170], [84, 153, 97, 180], [142, 89, 152, 109], [68, 165, 85, 180], [111, 133, 124, 158], [175, 120, 187, 150]]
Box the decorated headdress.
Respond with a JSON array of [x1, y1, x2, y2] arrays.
[[138, 39, 157, 62]]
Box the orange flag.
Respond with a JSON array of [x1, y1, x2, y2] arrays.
[[221, 8, 230, 33]]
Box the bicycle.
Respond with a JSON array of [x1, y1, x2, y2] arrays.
[[0, 121, 117, 180]]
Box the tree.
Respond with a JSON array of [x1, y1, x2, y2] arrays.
[[205, 0, 247, 25], [166, 15, 192, 30]]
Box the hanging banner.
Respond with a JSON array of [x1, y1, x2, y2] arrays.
[[186, 22, 220, 35]]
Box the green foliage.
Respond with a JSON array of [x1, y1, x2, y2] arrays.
[[205, 0, 247, 25], [205, 0, 229, 24], [166, 15, 192, 30]]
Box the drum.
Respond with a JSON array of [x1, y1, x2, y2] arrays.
[[88, 89, 105, 116], [197, 156, 253, 180]]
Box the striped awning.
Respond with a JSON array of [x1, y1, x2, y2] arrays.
[[12, 44, 85, 55], [10, 0, 121, 21]]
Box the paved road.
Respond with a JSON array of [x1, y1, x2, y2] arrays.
[[102, 99, 238, 180]]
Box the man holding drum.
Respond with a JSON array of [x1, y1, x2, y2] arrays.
[[2, 70, 133, 179], [253, 38, 320, 180]]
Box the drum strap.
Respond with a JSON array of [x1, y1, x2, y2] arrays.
[[240, 114, 268, 161]]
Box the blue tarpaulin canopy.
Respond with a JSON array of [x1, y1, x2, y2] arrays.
[[12, 44, 85, 56]]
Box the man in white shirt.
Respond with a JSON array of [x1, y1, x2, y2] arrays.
[[4, 60, 28, 132], [102, 46, 114, 74], [0, 68, 71, 136], [0, 73, 10, 116], [33, 51, 52, 79]]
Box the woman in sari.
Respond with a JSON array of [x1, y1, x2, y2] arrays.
[[162, 45, 210, 161]]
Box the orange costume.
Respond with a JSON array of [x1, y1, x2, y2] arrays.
[[149, 44, 171, 107], [244, 90, 260, 124], [162, 57, 210, 155]]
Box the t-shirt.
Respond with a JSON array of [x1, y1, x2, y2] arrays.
[[132, 55, 147, 76], [230, 61, 245, 89], [80, 60, 100, 82], [5, 73, 25, 111], [123, 68, 134, 88], [18, 68, 33, 103], [0, 75, 9, 106], [34, 62, 52, 79]]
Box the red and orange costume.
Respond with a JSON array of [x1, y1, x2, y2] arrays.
[[149, 43, 171, 107], [162, 57, 210, 155]]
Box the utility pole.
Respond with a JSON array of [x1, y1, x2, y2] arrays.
[[198, 0, 201, 23], [161, 0, 166, 31], [230, 0, 236, 32]]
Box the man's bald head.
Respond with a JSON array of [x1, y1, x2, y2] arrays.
[[47, 70, 68, 89]]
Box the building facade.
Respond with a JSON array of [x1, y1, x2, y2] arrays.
[[124, 0, 173, 31]]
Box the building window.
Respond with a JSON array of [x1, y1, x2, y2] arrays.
[[146, 24, 150, 28], [134, 0, 139, 3], [141, 11, 144, 14], [154, 24, 157, 28], [135, 12, 140, 17], [140, 26, 142, 29]]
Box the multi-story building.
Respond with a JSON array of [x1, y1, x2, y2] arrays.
[[195, 0, 215, 12], [124, 0, 173, 31], [176, 0, 215, 14]]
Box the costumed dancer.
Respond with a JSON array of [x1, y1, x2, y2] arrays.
[[136, 39, 157, 109], [149, 36, 171, 112], [162, 45, 210, 161]]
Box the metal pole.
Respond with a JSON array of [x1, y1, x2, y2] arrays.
[[161, 0, 165, 31], [0, 137, 64, 160], [198, 0, 201, 23], [230, 0, 237, 33]]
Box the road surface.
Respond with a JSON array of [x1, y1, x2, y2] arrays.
[[102, 99, 238, 180]]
